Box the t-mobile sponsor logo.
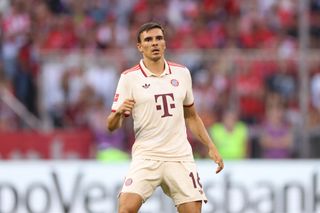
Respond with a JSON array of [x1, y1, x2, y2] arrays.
[[154, 93, 175, 117]]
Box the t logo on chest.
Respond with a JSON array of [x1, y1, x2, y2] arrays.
[[154, 93, 175, 117]]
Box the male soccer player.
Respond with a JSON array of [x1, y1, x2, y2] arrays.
[[107, 22, 224, 213]]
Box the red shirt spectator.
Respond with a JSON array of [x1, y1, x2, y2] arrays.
[[235, 61, 265, 123], [41, 16, 77, 50]]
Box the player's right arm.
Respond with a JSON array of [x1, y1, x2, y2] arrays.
[[107, 72, 134, 132], [107, 99, 135, 132]]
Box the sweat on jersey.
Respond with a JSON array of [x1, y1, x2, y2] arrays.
[[111, 59, 195, 162]]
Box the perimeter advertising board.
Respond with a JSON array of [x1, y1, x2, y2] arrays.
[[0, 130, 93, 159], [0, 160, 319, 213]]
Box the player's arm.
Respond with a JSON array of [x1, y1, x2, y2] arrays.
[[184, 105, 224, 174], [107, 99, 135, 132]]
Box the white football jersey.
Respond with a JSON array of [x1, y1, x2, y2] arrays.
[[111, 59, 195, 161]]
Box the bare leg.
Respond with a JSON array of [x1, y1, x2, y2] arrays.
[[177, 201, 202, 213], [118, 192, 143, 213]]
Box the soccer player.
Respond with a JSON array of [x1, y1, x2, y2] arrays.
[[107, 22, 224, 213]]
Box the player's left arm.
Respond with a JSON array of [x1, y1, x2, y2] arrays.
[[184, 105, 224, 174]]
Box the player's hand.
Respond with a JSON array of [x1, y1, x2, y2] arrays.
[[214, 158, 224, 174], [208, 149, 224, 174], [117, 99, 135, 116]]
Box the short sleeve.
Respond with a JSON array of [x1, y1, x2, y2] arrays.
[[111, 74, 131, 112], [183, 68, 194, 106]]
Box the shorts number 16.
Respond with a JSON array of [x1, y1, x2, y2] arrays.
[[189, 172, 203, 189]]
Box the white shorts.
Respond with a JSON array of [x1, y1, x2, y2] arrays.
[[120, 159, 207, 206]]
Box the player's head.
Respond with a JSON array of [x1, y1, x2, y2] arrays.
[[137, 22, 165, 43], [136, 22, 166, 61]]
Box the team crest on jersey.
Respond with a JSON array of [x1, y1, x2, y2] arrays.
[[125, 178, 133, 186], [170, 79, 179, 87]]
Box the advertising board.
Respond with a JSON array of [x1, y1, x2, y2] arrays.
[[0, 130, 93, 159], [0, 160, 319, 213]]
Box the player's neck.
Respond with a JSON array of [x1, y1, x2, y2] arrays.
[[143, 58, 165, 76]]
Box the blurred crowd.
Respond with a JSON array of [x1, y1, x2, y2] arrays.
[[1, 0, 320, 159]]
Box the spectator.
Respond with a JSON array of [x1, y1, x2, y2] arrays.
[[235, 60, 265, 124], [265, 61, 297, 107], [14, 37, 39, 117], [87, 97, 128, 162], [40, 57, 66, 128], [84, 58, 118, 105], [1, 0, 31, 81], [0, 64, 19, 131], [311, 71, 320, 110], [259, 104, 294, 159], [209, 108, 249, 159], [40, 15, 77, 50]]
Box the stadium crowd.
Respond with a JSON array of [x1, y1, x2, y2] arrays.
[[1, 0, 320, 159]]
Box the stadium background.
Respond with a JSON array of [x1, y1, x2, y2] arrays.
[[0, 0, 320, 212]]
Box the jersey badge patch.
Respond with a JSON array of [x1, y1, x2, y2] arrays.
[[125, 178, 133, 186], [170, 79, 179, 87], [114, 93, 119, 102]]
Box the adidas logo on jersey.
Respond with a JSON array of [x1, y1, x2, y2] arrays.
[[142, 83, 150, 89]]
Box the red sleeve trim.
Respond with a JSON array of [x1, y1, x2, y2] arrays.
[[183, 103, 194, 107]]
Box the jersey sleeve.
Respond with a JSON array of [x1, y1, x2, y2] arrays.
[[183, 68, 194, 106], [111, 74, 131, 112]]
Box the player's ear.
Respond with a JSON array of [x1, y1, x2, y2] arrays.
[[137, 43, 143, 53]]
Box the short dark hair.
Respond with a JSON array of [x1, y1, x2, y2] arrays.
[[137, 22, 165, 43]]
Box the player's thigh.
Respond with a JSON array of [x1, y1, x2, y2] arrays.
[[161, 161, 207, 206], [118, 192, 143, 213], [120, 159, 162, 201], [177, 200, 202, 213]]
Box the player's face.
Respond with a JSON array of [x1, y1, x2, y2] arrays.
[[137, 28, 166, 62]]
